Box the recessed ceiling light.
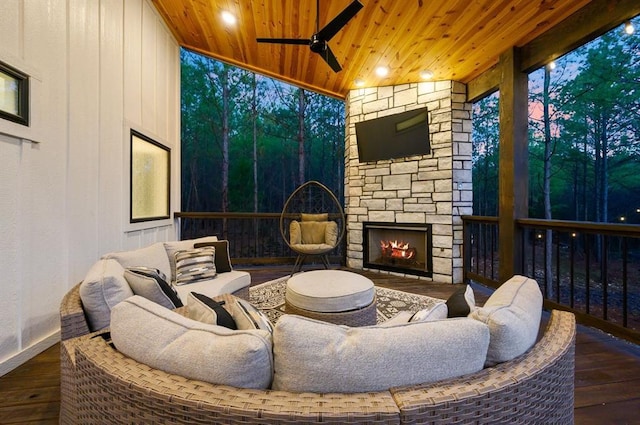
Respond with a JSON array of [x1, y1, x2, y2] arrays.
[[221, 11, 237, 26], [420, 70, 434, 80], [547, 61, 556, 70], [375, 66, 389, 77], [354, 78, 365, 87], [624, 20, 635, 35]]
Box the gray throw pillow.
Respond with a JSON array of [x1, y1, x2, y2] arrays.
[[124, 267, 183, 309], [410, 302, 448, 322], [187, 292, 237, 330]]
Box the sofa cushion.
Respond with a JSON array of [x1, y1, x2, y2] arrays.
[[174, 270, 251, 303], [187, 292, 237, 330], [124, 267, 183, 309], [79, 259, 133, 331], [272, 315, 489, 393], [164, 236, 219, 281], [446, 285, 475, 317], [194, 240, 233, 273], [470, 275, 543, 366], [103, 243, 171, 282], [174, 247, 217, 285], [410, 302, 448, 322], [110, 296, 273, 389]]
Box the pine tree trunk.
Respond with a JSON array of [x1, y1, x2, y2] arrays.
[[297, 89, 305, 186], [543, 66, 554, 299]]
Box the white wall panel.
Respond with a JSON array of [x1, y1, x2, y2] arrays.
[[98, 0, 125, 255], [0, 0, 22, 59], [141, 1, 158, 132], [0, 136, 22, 358], [67, 0, 101, 281], [124, 0, 143, 125], [0, 0, 181, 373]]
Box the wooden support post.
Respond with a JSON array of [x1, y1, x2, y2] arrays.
[[498, 47, 528, 282]]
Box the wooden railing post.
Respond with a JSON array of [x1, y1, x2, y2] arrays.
[[498, 47, 529, 283]]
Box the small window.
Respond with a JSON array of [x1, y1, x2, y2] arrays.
[[0, 61, 29, 126]]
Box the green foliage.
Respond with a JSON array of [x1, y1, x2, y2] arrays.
[[180, 49, 345, 213], [474, 18, 639, 223]]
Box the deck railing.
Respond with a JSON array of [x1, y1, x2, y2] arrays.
[[174, 212, 344, 265], [462, 215, 640, 344]]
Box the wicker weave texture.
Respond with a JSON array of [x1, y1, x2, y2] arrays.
[[391, 310, 576, 424], [60, 283, 90, 341], [284, 295, 377, 326], [74, 335, 400, 424], [61, 284, 576, 425]]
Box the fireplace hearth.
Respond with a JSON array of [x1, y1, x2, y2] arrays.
[[363, 222, 432, 277]]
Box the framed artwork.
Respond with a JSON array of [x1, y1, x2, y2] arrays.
[[0, 61, 29, 126], [130, 130, 170, 223]]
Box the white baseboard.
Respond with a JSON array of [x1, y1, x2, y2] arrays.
[[0, 330, 61, 376]]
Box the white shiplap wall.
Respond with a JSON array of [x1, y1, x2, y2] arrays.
[[0, 0, 181, 374]]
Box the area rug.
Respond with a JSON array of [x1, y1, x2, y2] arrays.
[[249, 276, 443, 324]]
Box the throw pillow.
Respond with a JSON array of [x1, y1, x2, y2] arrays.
[[470, 275, 543, 366], [174, 247, 217, 285], [301, 213, 328, 222], [410, 302, 448, 322], [110, 295, 273, 389], [446, 285, 475, 317], [215, 293, 273, 333], [124, 267, 183, 309], [272, 315, 489, 393], [164, 236, 219, 282], [377, 311, 413, 327], [193, 240, 233, 273], [187, 292, 237, 330]]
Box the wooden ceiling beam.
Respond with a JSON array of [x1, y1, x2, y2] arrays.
[[468, 0, 640, 102]]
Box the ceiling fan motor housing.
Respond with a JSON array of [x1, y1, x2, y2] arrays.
[[310, 34, 327, 53]]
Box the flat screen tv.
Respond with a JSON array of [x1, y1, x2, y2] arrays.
[[355, 107, 430, 162]]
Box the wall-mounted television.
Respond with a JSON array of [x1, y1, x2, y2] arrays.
[[355, 107, 430, 162]]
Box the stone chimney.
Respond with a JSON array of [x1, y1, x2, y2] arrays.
[[344, 81, 472, 283]]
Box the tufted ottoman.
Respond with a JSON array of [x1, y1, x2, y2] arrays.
[[285, 270, 377, 326]]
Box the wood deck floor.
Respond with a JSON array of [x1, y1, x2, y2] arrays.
[[1, 266, 639, 424]]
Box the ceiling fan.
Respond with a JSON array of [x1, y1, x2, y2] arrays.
[[257, 0, 364, 73]]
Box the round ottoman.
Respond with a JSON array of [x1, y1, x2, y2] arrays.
[[285, 270, 376, 326]]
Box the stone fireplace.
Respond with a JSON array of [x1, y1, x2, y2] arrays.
[[344, 81, 472, 283], [363, 222, 432, 277]]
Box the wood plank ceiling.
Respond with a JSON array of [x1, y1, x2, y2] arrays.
[[152, 0, 592, 99]]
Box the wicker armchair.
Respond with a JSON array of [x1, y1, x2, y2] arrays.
[[60, 283, 576, 425]]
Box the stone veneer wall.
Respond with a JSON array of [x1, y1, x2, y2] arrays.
[[345, 81, 472, 283]]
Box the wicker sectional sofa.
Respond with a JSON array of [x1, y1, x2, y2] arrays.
[[59, 278, 576, 424]]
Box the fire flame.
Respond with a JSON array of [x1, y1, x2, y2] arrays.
[[380, 240, 416, 259]]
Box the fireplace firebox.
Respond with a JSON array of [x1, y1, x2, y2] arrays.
[[363, 222, 432, 277]]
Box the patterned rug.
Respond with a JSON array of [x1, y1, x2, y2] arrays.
[[249, 276, 442, 324]]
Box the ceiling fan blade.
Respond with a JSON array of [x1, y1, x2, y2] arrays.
[[317, 0, 363, 42], [319, 45, 342, 73], [256, 38, 310, 45]]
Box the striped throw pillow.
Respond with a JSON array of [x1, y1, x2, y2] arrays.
[[174, 247, 217, 285]]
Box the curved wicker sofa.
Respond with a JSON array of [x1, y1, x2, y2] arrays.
[[59, 282, 576, 425]]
